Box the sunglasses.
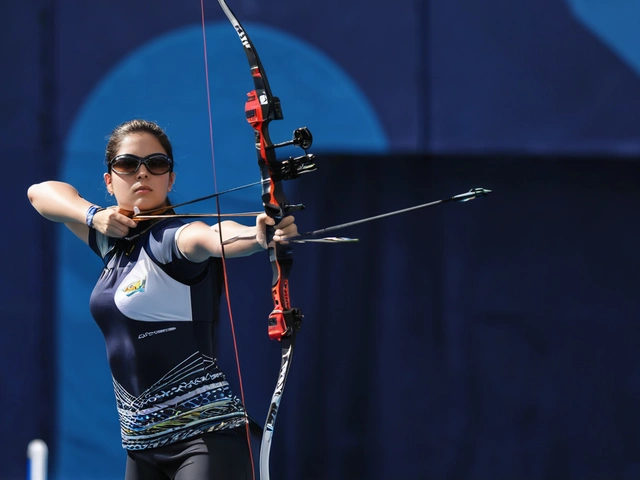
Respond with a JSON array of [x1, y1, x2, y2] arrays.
[[109, 153, 173, 175]]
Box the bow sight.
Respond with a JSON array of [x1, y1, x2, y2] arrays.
[[266, 127, 317, 182]]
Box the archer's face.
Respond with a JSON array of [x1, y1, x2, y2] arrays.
[[104, 132, 176, 212]]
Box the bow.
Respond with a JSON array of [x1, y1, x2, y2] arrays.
[[195, 4, 493, 477], [213, 2, 317, 478]]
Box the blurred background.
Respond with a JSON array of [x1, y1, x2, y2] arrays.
[[3, 0, 640, 479]]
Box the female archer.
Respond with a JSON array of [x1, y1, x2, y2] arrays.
[[27, 119, 297, 480]]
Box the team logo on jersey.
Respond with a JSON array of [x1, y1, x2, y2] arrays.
[[123, 278, 146, 297]]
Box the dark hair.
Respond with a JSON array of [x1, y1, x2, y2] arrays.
[[105, 119, 174, 170], [105, 119, 175, 212]]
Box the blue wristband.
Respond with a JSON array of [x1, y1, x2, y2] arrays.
[[86, 205, 104, 228]]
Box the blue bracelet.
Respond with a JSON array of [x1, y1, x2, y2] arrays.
[[86, 205, 105, 228]]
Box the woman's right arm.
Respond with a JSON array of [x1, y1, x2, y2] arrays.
[[27, 181, 136, 244]]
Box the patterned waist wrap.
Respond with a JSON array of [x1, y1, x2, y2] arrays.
[[115, 353, 246, 450]]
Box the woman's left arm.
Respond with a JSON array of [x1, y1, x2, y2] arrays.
[[176, 214, 298, 262]]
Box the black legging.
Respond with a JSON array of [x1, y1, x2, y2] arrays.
[[125, 428, 253, 480]]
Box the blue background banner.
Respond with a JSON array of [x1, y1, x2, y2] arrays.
[[2, 0, 640, 479]]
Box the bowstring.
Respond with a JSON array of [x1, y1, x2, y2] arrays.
[[199, 3, 256, 478]]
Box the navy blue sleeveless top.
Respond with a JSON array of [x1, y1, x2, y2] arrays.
[[88, 219, 245, 450]]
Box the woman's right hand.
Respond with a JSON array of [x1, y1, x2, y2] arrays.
[[92, 208, 138, 238]]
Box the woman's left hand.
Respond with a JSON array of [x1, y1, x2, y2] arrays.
[[256, 214, 298, 249]]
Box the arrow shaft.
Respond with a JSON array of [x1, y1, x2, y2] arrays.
[[304, 198, 445, 237]]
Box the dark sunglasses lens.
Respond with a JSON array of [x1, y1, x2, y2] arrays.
[[111, 157, 140, 174], [146, 155, 172, 174]]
